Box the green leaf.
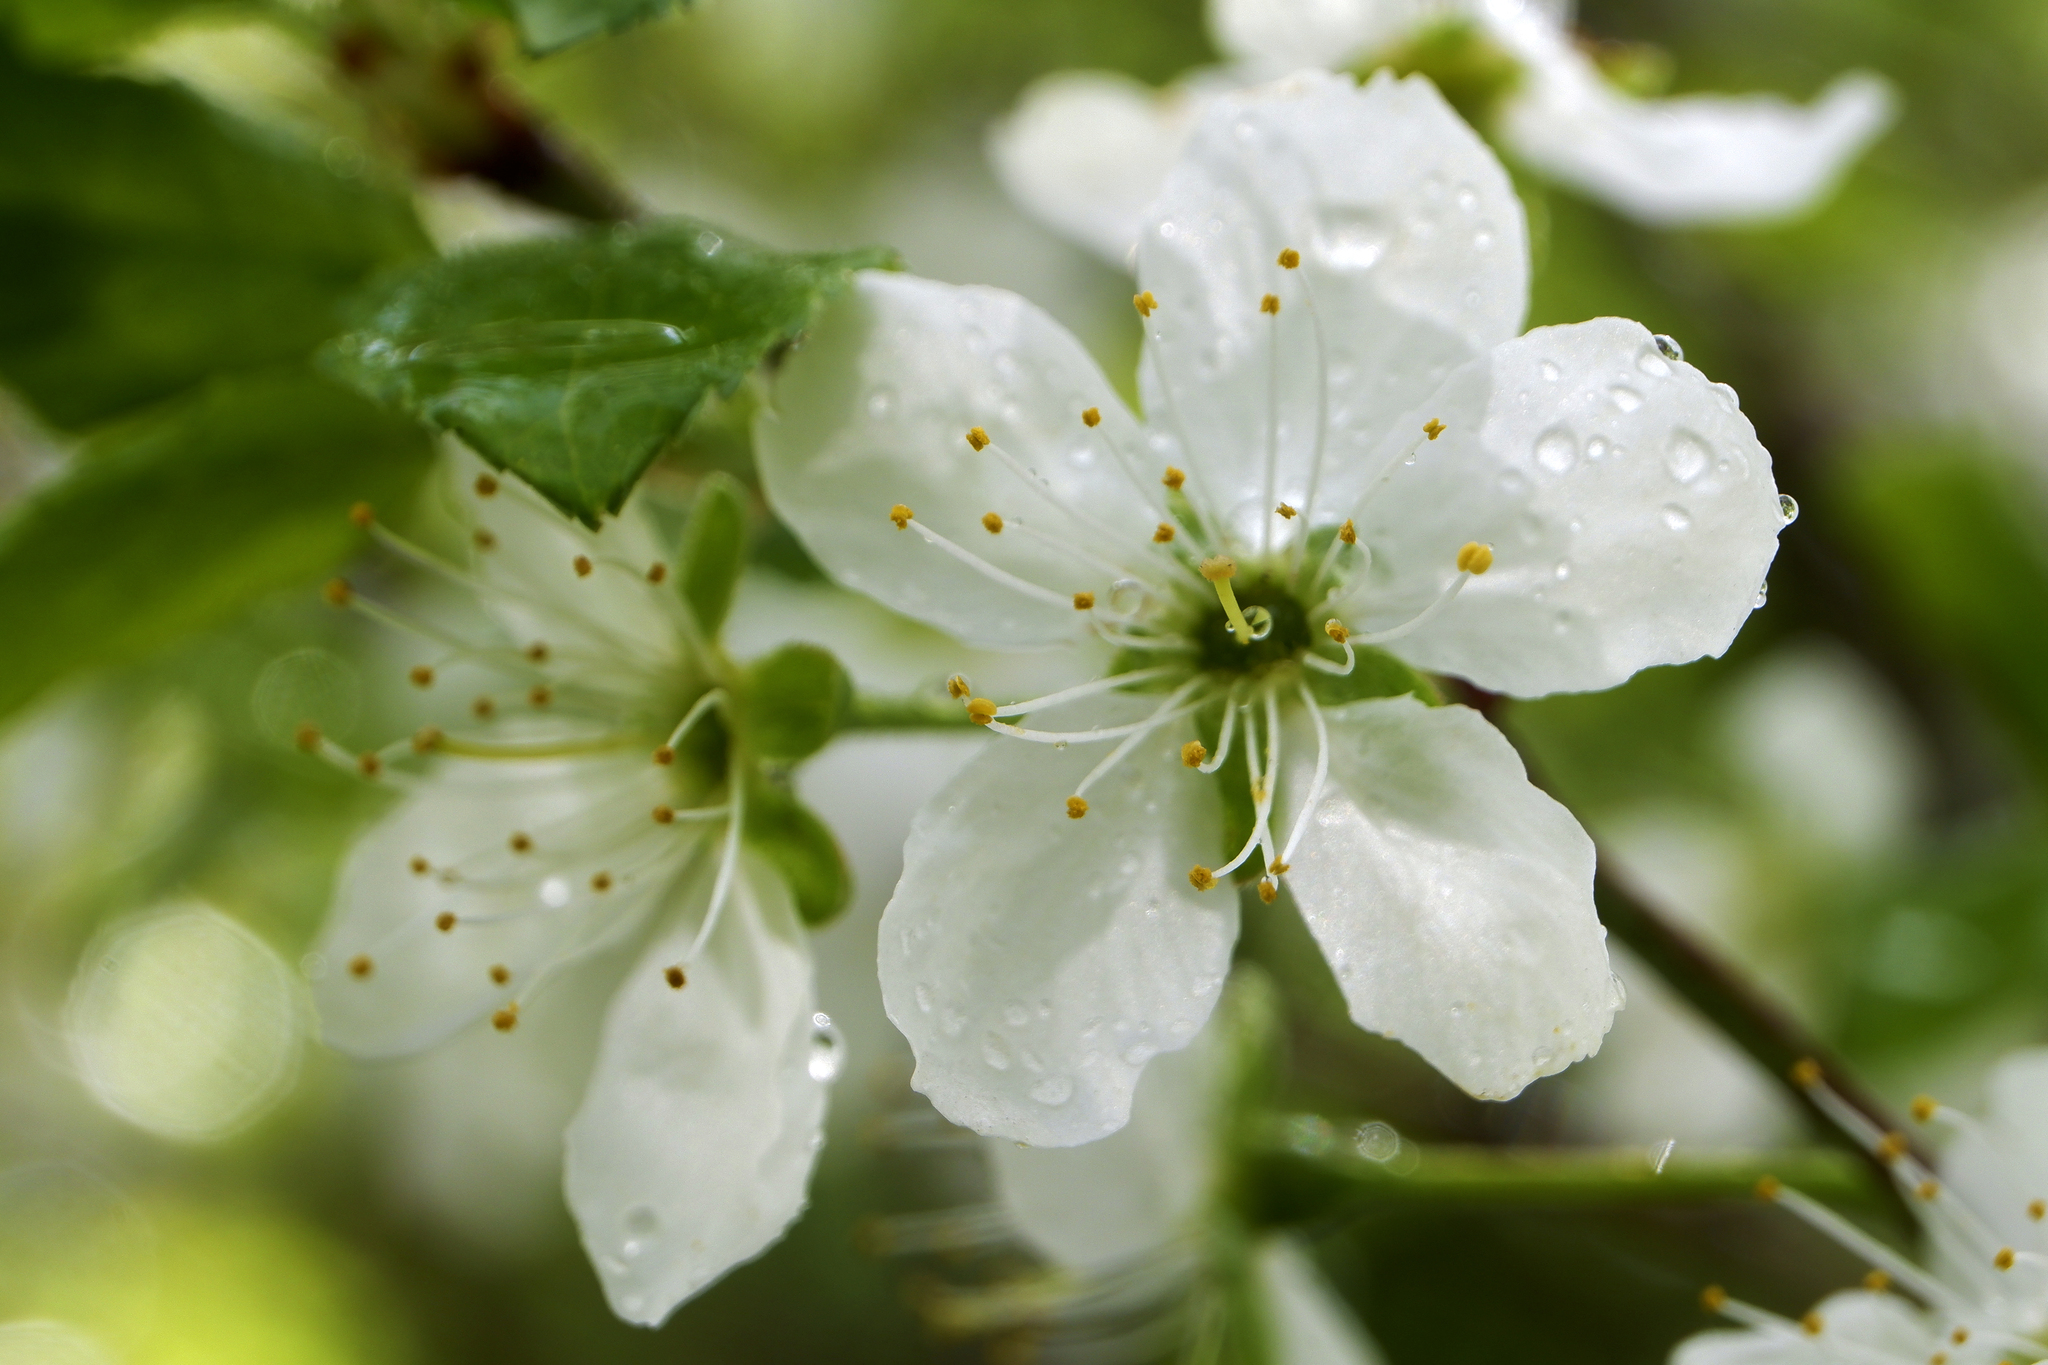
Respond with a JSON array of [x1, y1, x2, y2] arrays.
[[738, 643, 851, 763], [743, 779, 851, 928], [325, 220, 896, 526], [677, 471, 748, 636], [0, 0, 236, 61], [0, 369, 434, 723], [498, 0, 688, 55], [0, 41, 429, 430]]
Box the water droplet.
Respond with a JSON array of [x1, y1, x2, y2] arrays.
[[1029, 1076, 1073, 1106], [1538, 360, 1560, 382], [939, 1007, 966, 1037], [1661, 505, 1692, 532], [1532, 1045, 1556, 1067], [1553, 561, 1571, 581], [865, 386, 895, 419], [1313, 208, 1390, 270], [1778, 493, 1800, 525], [808, 1013, 844, 1081], [1653, 333, 1683, 362], [1665, 432, 1710, 484], [1448, 1002, 1466, 1019], [1285, 1115, 1334, 1156], [1003, 1001, 1030, 1027], [1232, 604, 1274, 641], [539, 876, 571, 908], [1122, 1043, 1155, 1066], [981, 1033, 1011, 1071], [914, 982, 933, 1013], [1753, 580, 1770, 609], [1636, 346, 1672, 378], [1354, 1121, 1401, 1162], [1607, 975, 1628, 1010], [1535, 427, 1577, 473], [1455, 184, 1479, 212], [625, 1205, 660, 1237], [695, 229, 723, 256], [1609, 385, 1643, 413]]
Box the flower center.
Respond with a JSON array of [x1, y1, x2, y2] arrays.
[[1192, 571, 1312, 675]]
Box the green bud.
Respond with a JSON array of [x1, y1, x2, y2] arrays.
[[739, 642, 850, 762], [743, 781, 851, 927], [677, 471, 749, 636]]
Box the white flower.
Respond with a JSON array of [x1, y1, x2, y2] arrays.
[[757, 70, 1791, 1146], [991, 0, 1894, 265], [304, 460, 834, 1326], [1678, 1053, 2048, 1365]]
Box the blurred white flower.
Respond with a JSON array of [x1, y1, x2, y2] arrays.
[[992, 0, 1894, 266], [760, 70, 1790, 1146], [305, 458, 833, 1326]]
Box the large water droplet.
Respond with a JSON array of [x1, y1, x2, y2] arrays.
[[1778, 493, 1800, 525], [1665, 432, 1710, 483], [1553, 561, 1571, 581], [981, 1033, 1011, 1071], [1607, 975, 1628, 1010], [695, 229, 724, 256], [1637, 346, 1672, 378], [539, 876, 571, 908], [1661, 505, 1692, 532], [1586, 436, 1610, 462], [1538, 360, 1560, 382], [1753, 580, 1770, 609], [1030, 1076, 1073, 1106], [1233, 604, 1274, 641], [1474, 228, 1495, 252], [1354, 1121, 1401, 1163], [1455, 184, 1479, 212], [1534, 427, 1577, 473], [1609, 385, 1643, 413], [808, 1013, 844, 1081], [1653, 334, 1683, 362], [1313, 209, 1390, 270]]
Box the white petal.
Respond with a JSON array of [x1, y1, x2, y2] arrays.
[[1988, 1048, 2048, 1185], [1491, 9, 1893, 225], [1278, 696, 1613, 1100], [563, 855, 827, 1327], [1351, 317, 1783, 697], [1208, 0, 1416, 71], [880, 701, 1235, 1145], [1136, 70, 1527, 544], [988, 71, 1204, 269], [1670, 1329, 1820, 1365], [757, 271, 1167, 650], [1801, 1289, 1942, 1355], [1255, 1237, 1385, 1365], [311, 755, 693, 1057], [986, 1029, 1219, 1272]]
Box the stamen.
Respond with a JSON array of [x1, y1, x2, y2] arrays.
[[1162, 468, 1185, 491], [990, 666, 1179, 718], [1188, 867, 1217, 891], [1276, 504, 1297, 519], [1182, 741, 1207, 767], [323, 578, 352, 607], [474, 528, 497, 551], [982, 513, 1004, 534], [1260, 293, 1280, 315], [1257, 878, 1277, 903], [1279, 680, 1331, 867], [967, 699, 998, 726], [1303, 619, 1357, 676], [410, 856, 430, 875], [573, 555, 593, 577], [528, 685, 552, 707], [947, 675, 971, 700], [1310, 518, 1367, 599], [1067, 679, 1208, 807], [665, 965, 686, 989], [897, 516, 1075, 609], [655, 689, 728, 763], [679, 774, 747, 965], [1760, 1179, 1962, 1311], [1072, 592, 1094, 610], [1066, 797, 1089, 819], [295, 722, 322, 753], [1456, 541, 1495, 574], [1277, 248, 1300, 269], [1082, 408, 1101, 427], [509, 832, 533, 853], [1197, 692, 1240, 774], [986, 703, 1203, 747], [890, 503, 914, 529], [347, 954, 374, 979], [647, 562, 668, 583], [966, 428, 990, 452], [1200, 557, 1256, 646], [1153, 523, 1176, 543], [1133, 292, 1156, 318], [475, 473, 499, 497], [1209, 693, 1280, 881], [1351, 566, 1476, 645], [349, 502, 374, 528], [492, 1003, 518, 1032], [473, 696, 496, 718], [435, 911, 456, 932], [489, 964, 511, 985], [1424, 418, 1446, 440]]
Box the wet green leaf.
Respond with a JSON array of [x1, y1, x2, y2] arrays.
[[326, 220, 895, 526], [743, 780, 851, 928], [677, 472, 749, 636], [738, 643, 852, 763]]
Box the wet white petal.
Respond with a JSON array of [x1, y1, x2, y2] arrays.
[[311, 755, 692, 1057], [986, 1029, 1218, 1271], [1279, 696, 1613, 1100], [880, 701, 1234, 1146], [1257, 1237, 1385, 1365], [1492, 10, 1893, 225], [758, 271, 1162, 649], [1674, 1290, 1934, 1365], [563, 856, 826, 1327], [1353, 317, 1783, 697], [1209, 0, 1421, 72], [1137, 70, 1526, 541], [1987, 1048, 2048, 1193], [988, 71, 1208, 269]]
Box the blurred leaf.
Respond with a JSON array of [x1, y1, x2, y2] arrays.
[[739, 643, 851, 763], [326, 220, 895, 526], [0, 370, 433, 723], [0, 40, 429, 430], [678, 471, 748, 636], [498, 0, 689, 55], [0, 0, 238, 60], [743, 780, 850, 928]]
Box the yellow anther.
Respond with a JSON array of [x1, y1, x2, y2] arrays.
[[1277, 248, 1300, 269], [1065, 797, 1089, 820], [1260, 293, 1281, 315], [966, 427, 991, 451], [1800, 1312, 1823, 1337], [1423, 418, 1446, 441], [474, 528, 497, 551], [474, 473, 499, 497], [528, 684, 553, 707], [652, 805, 675, 824], [966, 698, 998, 726], [981, 512, 1004, 534], [1754, 1175, 1782, 1201], [435, 911, 456, 932], [1153, 523, 1177, 543], [1134, 291, 1157, 317], [1200, 557, 1254, 645], [1917, 1180, 1941, 1201], [647, 562, 668, 583], [1181, 741, 1207, 767], [1863, 1270, 1890, 1293], [1699, 1285, 1726, 1313], [1875, 1132, 1907, 1164], [347, 954, 374, 979], [591, 872, 613, 892], [1188, 866, 1217, 891], [1911, 1095, 1937, 1123], [409, 664, 435, 688], [889, 503, 914, 529], [323, 577, 352, 607], [1325, 620, 1350, 644], [1072, 592, 1095, 611], [525, 642, 549, 662], [1338, 519, 1357, 545], [1933, 1355, 1949, 1365], [1996, 1247, 2016, 1271], [1200, 556, 1237, 582], [1082, 407, 1101, 427], [411, 725, 442, 753], [348, 501, 374, 529], [472, 696, 496, 718], [947, 675, 971, 699], [1257, 878, 1277, 904], [1789, 1057, 1823, 1087], [492, 1004, 519, 1032], [664, 965, 687, 989], [1456, 542, 1494, 575], [357, 752, 382, 778], [489, 963, 511, 985], [2030, 1199, 2044, 1221], [1952, 1328, 1970, 1346], [294, 722, 321, 753], [1162, 466, 1185, 490], [1270, 861, 1289, 874], [653, 744, 676, 765], [509, 831, 533, 853], [410, 855, 430, 876], [1276, 503, 1297, 519]]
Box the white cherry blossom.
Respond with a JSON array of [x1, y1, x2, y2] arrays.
[[757, 70, 1790, 1146], [992, 0, 1894, 266], [303, 457, 833, 1326]]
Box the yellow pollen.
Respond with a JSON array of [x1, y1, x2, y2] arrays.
[[1952, 1328, 1970, 1346], [1800, 1312, 1822, 1337], [1276, 503, 1297, 519], [474, 473, 499, 497], [1188, 866, 1217, 891], [322, 577, 352, 607], [647, 562, 668, 583], [525, 642, 549, 662], [294, 722, 321, 752], [1325, 620, 1350, 644], [357, 752, 382, 778], [1875, 1132, 1907, 1164], [1277, 248, 1300, 269], [981, 512, 1004, 534], [664, 965, 687, 989], [1699, 1285, 1726, 1313], [1065, 797, 1089, 820], [947, 675, 971, 699], [966, 698, 998, 726], [410, 855, 430, 876], [1789, 1057, 1823, 1088], [1863, 1270, 1890, 1292], [889, 503, 914, 529], [653, 805, 675, 824], [409, 665, 434, 688], [1260, 293, 1280, 315], [1182, 741, 1207, 768], [2030, 1199, 2045, 1221], [966, 427, 991, 451], [347, 954, 374, 979], [435, 911, 456, 932], [1917, 1180, 1941, 1201], [653, 745, 676, 765], [1456, 542, 1494, 575], [489, 964, 511, 985], [1754, 1175, 1782, 1201], [1996, 1247, 2016, 1271], [1200, 556, 1237, 582], [1911, 1095, 1937, 1123], [474, 528, 497, 551], [1423, 418, 1446, 441], [472, 696, 496, 718], [1133, 291, 1157, 317], [1270, 861, 1289, 874], [492, 1004, 518, 1032], [1162, 466, 1185, 490], [1257, 878, 1277, 904], [592, 872, 613, 892], [1338, 519, 1357, 545], [1082, 407, 1101, 427], [348, 501, 374, 529], [509, 832, 533, 853], [573, 554, 593, 577], [412, 726, 442, 753], [528, 685, 552, 707], [1153, 523, 1176, 543], [1072, 592, 1095, 611], [1932, 1355, 1948, 1365]]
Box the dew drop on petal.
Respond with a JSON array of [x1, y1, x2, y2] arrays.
[[981, 1033, 1012, 1071], [1779, 494, 1800, 525], [1498, 468, 1530, 496], [914, 982, 933, 1013], [1029, 1076, 1073, 1106], [1586, 437, 1609, 461], [1554, 561, 1571, 581], [1003, 1001, 1030, 1027], [1753, 581, 1770, 609], [1608, 975, 1629, 1010], [1534, 427, 1577, 473], [1661, 505, 1692, 532], [1609, 385, 1643, 413], [539, 876, 571, 908], [1637, 346, 1673, 378], [1665, 433, 1710, 484], [808, 1012, 844, 1081], [1313, 208, 1390, 270], [1653, 334, 1684, 362], [1538, 360, 1560, 382]]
